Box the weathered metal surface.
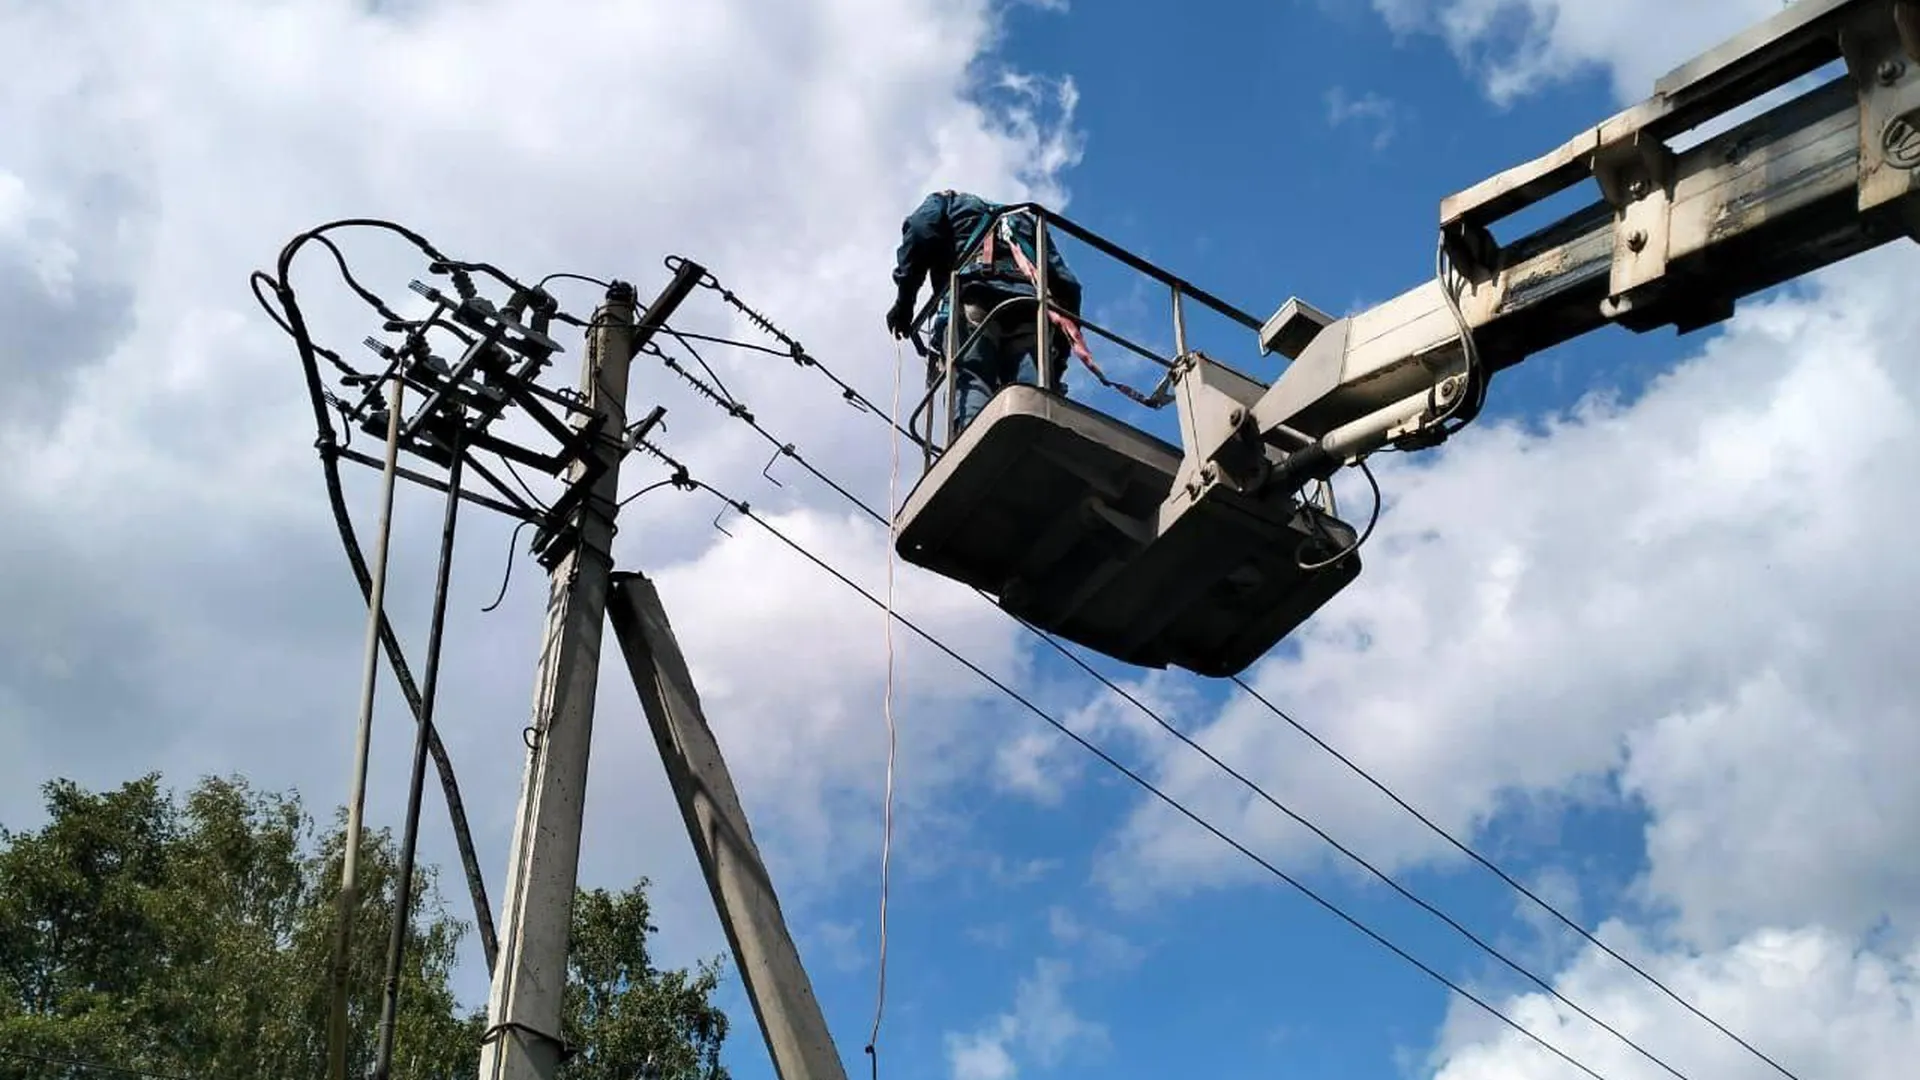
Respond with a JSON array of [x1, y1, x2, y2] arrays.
[[894, 386, 1359, 676]]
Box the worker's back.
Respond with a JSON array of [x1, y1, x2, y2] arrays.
[[900, 191, 1082, 314]]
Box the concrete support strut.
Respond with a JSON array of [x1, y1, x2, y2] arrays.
[[607, 572, 849, 1080]]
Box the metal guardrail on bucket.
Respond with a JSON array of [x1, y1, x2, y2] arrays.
[[901, 202, 1266, 471]]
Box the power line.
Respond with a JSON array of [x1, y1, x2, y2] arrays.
[[683, 259, 921, 445], [1034, 635, 1693, 1080], [670, 473, 1618, 1080], [1229, 676, 1804, 1080], [0, 1048, 195, 1080], [674, 289, 1800, 1080], [633, 330, 1696, 1078]]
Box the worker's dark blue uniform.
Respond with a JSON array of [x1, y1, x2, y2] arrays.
[[887, 191, 1083, 432]]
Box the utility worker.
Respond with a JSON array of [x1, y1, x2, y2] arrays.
[[886, 190, 1088, 433]]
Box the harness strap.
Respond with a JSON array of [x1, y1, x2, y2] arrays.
[[999, 216, 1169, 408]]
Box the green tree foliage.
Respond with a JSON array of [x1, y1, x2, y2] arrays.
[[563, 886, 729, 1080], [0, 774, 731, 1080]]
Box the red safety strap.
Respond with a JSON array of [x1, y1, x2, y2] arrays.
[[1002, 218, 1166, 408]]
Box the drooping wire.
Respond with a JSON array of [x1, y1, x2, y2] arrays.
[[482, 519, 535, 613], [649, 284, 1796, 1080], [660, 327, 739, 408], [648, 327, 793, 358], [695, 272, 1812, 1076], [614, 357, 1636, 1074], [636, 339, 880, 519], [653, 471, 1617, 1080], [619, 475, 696, 509], [684, 258, 919, 445], [498, 456, 552, 513], [1228, 676, 1803, 1080], [1296, 457, 1383, 572], [253, 219, 501, 974], [538, 271, 614, 291]]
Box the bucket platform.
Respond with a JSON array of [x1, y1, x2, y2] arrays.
[[893, 386, 1361, 677]]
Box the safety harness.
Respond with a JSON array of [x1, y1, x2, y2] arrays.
[[960, 203, 1169, 409]]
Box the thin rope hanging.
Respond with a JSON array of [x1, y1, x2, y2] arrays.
[[865, 339, 906, 1080]]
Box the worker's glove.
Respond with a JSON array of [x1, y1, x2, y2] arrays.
[[886, 294, 917, 339]]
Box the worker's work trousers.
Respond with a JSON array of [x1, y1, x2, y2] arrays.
[[949, 296, 1065, 436]]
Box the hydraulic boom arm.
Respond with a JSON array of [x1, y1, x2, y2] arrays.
[[892, 0, 1920, 679], [1176, 0, 1920, 503]]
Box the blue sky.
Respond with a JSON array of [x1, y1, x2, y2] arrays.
[[6, 2, 1919, 1079], [697, 5, 1735, 1080]]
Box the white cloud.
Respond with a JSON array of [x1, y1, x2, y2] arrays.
[[1430, 924, 1920, 1079], [1325, 86, 1400, 149], [995, 729, 1073, 804], [944, 956, 1108, 1080], [1320, 3, 1920, 1074], [0, 0, 1081, 1006], [1098, 241, 1920, 950], [1046, 905, 1146, 973], [948, 1029, 1018, 1080], [1374, 0, 1782, 106], [647, 504, 1035, 893]]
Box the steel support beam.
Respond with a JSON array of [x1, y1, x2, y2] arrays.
[[1251, 0, 1920, 459]]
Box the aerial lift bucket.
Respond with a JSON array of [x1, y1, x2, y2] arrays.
[[893, 384, 1361, 677], [889, 204, 1369, 677]]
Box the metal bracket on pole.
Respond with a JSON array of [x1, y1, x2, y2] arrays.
[[1842, 0, 1920, 237], [1593, 131, 1679, 329], [607, 573, 849, 1080]]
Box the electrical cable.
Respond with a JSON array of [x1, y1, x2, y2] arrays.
[[649, 327, 793, 359], [636, 327, 1692, 1076], [313, 234, 405, 323], [606, 311, 1627, 1074], [660, 327, 740, 408], [498, 455, 551, 513], [635, 340, 883, 524], [1296, 457, 1383, 572], [538, 271, 614, 291], [1023, 630, 1695, 1080], [326, 368, 402, 1080], [482, 520, 535, 613], [1433, 234, 1490, 435], [652, 286, 1798, 1080], [619, 477, 691, 509], [1228, 676, 1804, 1080], [0, 1048, 195, 1080], [254, 220, 499, 976], [687, 260, 921, 446], [651, 472, 1618, 1080], [633, 329, 1693, 1078], [864, 341, 905, 1080]]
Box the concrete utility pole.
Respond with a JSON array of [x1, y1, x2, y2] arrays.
[[607, 572, 849, 1080], [478, 265, 703, 1080]]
